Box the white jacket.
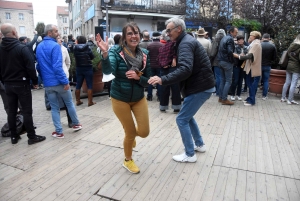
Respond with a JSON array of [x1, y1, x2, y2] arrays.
[[61, 45, 70, 78]]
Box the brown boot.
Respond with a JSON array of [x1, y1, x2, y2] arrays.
[[87, 89, 96, 106], [75, 89, 83, 106], [218, 98, 222, 103], [222, 99, 234, 105]]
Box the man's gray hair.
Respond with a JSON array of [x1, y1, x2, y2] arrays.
[[165, 17, 186, 31], [44, 24, 55, 35], [89, 34, 94, 39], [161, 30, 170, 41]]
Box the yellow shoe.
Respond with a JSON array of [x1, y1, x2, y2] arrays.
[[133, 139, 136, 148], [123, 159, 140, 174]]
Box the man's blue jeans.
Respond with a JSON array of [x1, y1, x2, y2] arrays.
[[213, 66, 221, 96], [261, 66, 271, 97], [176, 91, 211, 157], [245, 71, 260, 105], [218, 61, 233, 100], [147, 68, 161, 99], [45, 85, 79, 134]]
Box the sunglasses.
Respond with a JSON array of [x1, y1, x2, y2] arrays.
[[166, 26, 178, 34]]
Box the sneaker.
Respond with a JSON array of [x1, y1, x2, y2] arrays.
[[172, 152, 197, 163], [244, 102, 252, 106], [72, 124, 82, 131], [262, 96, 268, 101], [287, 100, 299, 105], [281, 97, 287, 102], [237, 96, 242, 101], [52, 132, 64, 138], [230, 96, 236, 101], [222, 99, 234, 105], [28, 135, 46, 145], [243, 100, 248, 103], [123, 159, 140, 173], [174, 109, 180, 113], [194, 144, 206, 153]]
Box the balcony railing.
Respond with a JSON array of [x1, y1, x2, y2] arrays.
[[101, 0, 186, 15]]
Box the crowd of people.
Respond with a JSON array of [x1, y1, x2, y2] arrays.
[[0, 17, 299, 174]]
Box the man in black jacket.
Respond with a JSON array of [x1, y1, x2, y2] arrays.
[[261, 33, 277, 100], [0, 23, 46, 145], [217, 26, 238, 105], [19, 31, 38, 60], [148, 18, 215, 163]]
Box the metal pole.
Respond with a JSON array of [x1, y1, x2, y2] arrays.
[[106, 4, 109, 38]]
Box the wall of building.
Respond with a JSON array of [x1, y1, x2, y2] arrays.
[[57, 15, 70, 37], [1, 9, 35, 39]]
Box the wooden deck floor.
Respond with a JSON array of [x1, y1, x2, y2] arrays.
[[0, 92, 300, 201]]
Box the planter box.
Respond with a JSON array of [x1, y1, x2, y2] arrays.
[[269, 69, 286, 94]]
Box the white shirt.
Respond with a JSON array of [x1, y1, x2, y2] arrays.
[[61, 45, 70, 78]]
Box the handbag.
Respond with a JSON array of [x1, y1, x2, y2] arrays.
[[278, 50, 289, 69]]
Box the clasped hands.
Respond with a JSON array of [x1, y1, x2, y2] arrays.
[[148, 76, 162, 85]]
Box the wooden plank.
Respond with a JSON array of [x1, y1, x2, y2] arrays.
[[0, 165, 23, 185], [200, 166, 221, 201], [245, 171, 256, 201], [222, 117, 237, 168], [238, 117, 249, 171], [247, 120, 256, 172], [260, 121, 274, 175], [255, 172, 267, 201], [274, 176, 289, 201], [87, 195, 103, 201], [254, 119, 265, 174], [234, 169, 247, 201], [285, 178, 300, 201], [230, 117, 243, 169], [222, 168, 238, 201], [265, 174, 278, 201], [188, 135, 221, 201]]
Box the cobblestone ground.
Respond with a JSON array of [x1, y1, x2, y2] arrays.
[[0, 86, 109, 139]]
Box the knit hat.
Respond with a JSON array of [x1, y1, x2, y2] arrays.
[[152, 31, 161, 37]]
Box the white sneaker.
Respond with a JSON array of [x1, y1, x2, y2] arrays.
[[230, 96, 236, 101], [172, 152, 197, 163], [281, 97, 287, 102], [244, 102, 252, 106], [237, 96, 242, 101], [194, 144, 206, 153], [287, 100, 299, 105], [262, 96, 268, 101]]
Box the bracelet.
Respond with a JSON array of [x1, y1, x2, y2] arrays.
[[101, 50, 109, 54]]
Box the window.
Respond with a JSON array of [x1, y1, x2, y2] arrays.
[[63, 17, 67, 23], [19, 26, 25, 34], [63, 28, 67, 35], [19, 13, 24, 20], [6, 13, 11, 19]]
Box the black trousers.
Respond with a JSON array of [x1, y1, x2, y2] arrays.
[[5, 84, 36, 139]]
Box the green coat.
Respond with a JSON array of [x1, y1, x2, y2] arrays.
[[287, 43, 300, 74], [101, 45, 151, 102]]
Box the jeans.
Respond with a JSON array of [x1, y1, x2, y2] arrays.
[[213, 66, 221, 96], [76, 67, 93, 90], [45, 85, 79, 134], [261, 66, 271, 97], [218, 61, 233, 100], [230, 66, 243, 96], [147, 68, 161, 99], [245, 71, 260, 105], [176, 91, 211, 157], [111, 97, 149, 159], [282, 72, 299, 101], [160, 67, 181, 110], [4, 84, 36, 139]]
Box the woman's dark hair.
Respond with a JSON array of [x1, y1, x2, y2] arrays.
[[68, 34, 73, 40], [236, 35, 244, 41], [77, 36, 86, 44], [114, 34, 121, 45], [120, 22, 141, 45]]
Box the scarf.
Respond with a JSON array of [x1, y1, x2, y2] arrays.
[[122, 43, 143, 72]]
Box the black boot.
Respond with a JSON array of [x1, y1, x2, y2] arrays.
[[11, 135, 21, 144]]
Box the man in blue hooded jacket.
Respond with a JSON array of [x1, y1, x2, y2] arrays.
[[36, 24, 82, 139]]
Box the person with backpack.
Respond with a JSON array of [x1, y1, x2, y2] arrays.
[[157, 30, 182, 113], [281, 34, 300, 104]]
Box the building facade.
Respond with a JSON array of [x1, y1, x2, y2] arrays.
[[56, 6, 70, 37], [65, 0, 186, 38], [0, 0, 35, 39]]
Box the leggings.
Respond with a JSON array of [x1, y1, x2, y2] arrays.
[[111, 97, 150, 158]]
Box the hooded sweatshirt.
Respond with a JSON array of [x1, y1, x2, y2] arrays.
[[0, 37, 37, 85], [286, 42, 300, 73]]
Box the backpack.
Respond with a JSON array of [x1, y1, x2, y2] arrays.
[[1, 114, 25, 137], [278, 50, 289, 69], [157, 41, 176, 67]]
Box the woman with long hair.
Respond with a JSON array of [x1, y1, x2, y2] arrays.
[[281, 34, 300, 104], [96, 23, 151, 174]]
